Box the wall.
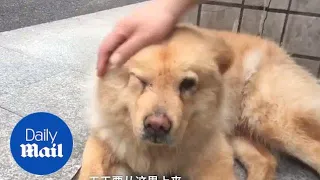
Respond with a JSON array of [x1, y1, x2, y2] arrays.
[[182, 0, 320, 78]]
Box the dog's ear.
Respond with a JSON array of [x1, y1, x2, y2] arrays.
[[187, 25, 234, 75], [181, 25, 234, 75], [211, 36, 234, 75], [215, 41, 234, 74]]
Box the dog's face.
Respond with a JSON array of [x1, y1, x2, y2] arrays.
[[98, 25, 233, 146]]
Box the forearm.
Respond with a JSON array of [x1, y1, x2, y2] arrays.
[[154, 0, 199, 19]]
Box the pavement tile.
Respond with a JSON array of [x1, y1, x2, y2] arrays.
[[0, 70, 91, 179], [0, 108, 21, 138], [277, 155, 319, 180], [0, 4, 143, 179], [245, 0, 290, 9], [234, 161, 246, 180], [0, 3, 140, 74], [0, 137, 37, 180], [0, 70, 91, 137], [0, 46, 67, 94], [0, 135, 84, 180], [0, 0, 145, 32], [293, 57, 320, 77], [283, 15, 320, 57], [0, 2, 319, 179], [291, 0, 320, 14], [240, 10, 285, 43], [200, 5, 241, 31]]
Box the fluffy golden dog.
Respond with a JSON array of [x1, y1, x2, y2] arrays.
[[79, 24, 320, 180]]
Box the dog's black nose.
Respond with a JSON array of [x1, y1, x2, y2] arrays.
[[144, 113, 171, 136]]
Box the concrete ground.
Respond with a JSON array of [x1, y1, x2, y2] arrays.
[[0, 2, 319, 180], [0, 0, 145, 32]]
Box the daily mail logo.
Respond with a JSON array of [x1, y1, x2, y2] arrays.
[[10, 112, 73, 175], [20, 129, 63, 158]]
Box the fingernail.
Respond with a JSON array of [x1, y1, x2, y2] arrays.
[[109, 53, 122, 66]]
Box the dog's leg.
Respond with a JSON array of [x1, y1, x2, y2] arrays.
[[288, 115, 320, 173], [189, 134, 236, 180], [241, 69, 320, 174], [78, 135, 130, 180], [272, 116, 320, 174], [283, 136, 320, 174], [79, 135, 106, 179], [241, 53, 320, 175], [232, 136, 277, 180], [248, 115, 320, 175]]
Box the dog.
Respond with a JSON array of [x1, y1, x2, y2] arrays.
[[79, 24, 320, 180]]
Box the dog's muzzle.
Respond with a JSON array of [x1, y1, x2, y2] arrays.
[[142, 112, 172, 144]]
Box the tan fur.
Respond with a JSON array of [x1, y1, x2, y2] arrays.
[[79, 24, 320, 179], [232, 137, 277, 180]]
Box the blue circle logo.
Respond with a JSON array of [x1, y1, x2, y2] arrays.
[[10, 112, 73, 175]]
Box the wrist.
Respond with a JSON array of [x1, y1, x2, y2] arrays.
[[154, 0, 197, 20]]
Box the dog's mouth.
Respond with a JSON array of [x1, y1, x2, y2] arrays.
[[142, 132, 173, 145], [141, 112, 174, 145]]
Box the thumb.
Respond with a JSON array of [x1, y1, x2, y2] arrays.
[[109, 34, 151, 67]]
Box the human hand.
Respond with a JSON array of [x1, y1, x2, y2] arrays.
[[96, 0, 190, 76]]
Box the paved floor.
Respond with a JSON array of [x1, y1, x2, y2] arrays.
[[0, 3, 140, 179], [0, 2, 319, 180], [0, 0, 145, 32]]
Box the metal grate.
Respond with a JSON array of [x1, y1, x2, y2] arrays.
[[197, 0, 320, 77]]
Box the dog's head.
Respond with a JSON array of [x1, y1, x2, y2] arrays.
[[96, 25, 233, 146]]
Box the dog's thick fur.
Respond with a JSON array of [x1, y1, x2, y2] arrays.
[[79, 24, 320, 180]]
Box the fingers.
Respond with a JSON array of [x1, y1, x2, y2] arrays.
[[109, 33, 151, 67], [97, 23, 134, 76]]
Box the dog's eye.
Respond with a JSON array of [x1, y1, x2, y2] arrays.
[[179, 78, 196, 92], [135, 76, 149, 89], [130, 73, 149, 89], [139, 78, 147, 88]]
